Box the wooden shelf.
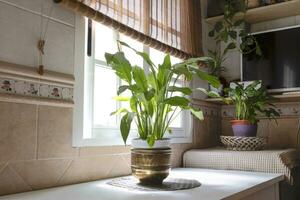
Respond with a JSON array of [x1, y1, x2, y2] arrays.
[[272, 94, 300, 103], [206, 0, 300, 25], [204, 93, 300, 105], [204, 97, 229, 105]]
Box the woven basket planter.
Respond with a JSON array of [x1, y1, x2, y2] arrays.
[[220, 136, 267, 151]]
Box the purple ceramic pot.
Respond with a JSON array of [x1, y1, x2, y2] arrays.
[[231, 120, 257, 137]]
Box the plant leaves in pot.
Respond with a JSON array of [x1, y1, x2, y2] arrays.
[[105, 41, 220, 184], [225, 81, 280, 137]]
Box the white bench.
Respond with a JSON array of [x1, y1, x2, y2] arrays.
[[183, 148, 300, 200], [0, 168, 283, 200]]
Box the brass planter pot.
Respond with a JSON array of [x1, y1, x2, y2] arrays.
[[131, 148, 171, 184]]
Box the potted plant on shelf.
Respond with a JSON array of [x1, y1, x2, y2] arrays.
[[105, 41, 220, 184], [206, 0, 262, 94], [225, 81, 280, 137]]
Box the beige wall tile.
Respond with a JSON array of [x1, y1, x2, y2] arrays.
[[207, 116, 221, 146], [10, 159, 71, 190], [0, 166, 31, 196], [257, 119, 269, 138], [170, 143, 193, 167], [0, 163, 7, 174], [79, 146, 131, 157], [171, 149, 184, 167], [193, 118, 208, 147], [0, 102, 37, 163], [121, 153, 131, 167], [58, 155, 118, 186], [193, 106, 222, 147], [268, 118, 299, 148], [298, 133, 300, 149], [37, 106, 79, 159], [221, 119, 233, 136], [171, 143, 193, 151], [107, 154, 131, 178]]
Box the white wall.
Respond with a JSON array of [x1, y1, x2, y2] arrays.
[[0, 0, 75, 74], [0, 0, 211, 99], [190, 0, 214, 100]]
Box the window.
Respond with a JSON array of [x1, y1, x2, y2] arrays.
[[73, 16, 192, 147]]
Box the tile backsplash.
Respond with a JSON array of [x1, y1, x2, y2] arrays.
[[0, 78, 73, 101], [0, 100, 219, 196]]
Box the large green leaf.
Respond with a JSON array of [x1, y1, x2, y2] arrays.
[[129, 84, 143, 93], [110, 108, 128, 116], [164, 96, 190, 107], [118, 41, 155, 68], [105, 52, 132, 83], [120, 112, 135, 145], [168, 86, 192, 95], [114, 96, 130, 101], [195, 88, 220, 98], [196, 70, 220, 88], [130, 96, 138, 112], [190, 108, 204, 120], [161, 54, 171, 69], [144, 88, 155, 101], [157, 67, 170, 89], [132, 66, 148, 92], [147, 72, 157, 90], [147, 134, 156, 147], [172, 64, 193, 81], [215, 21, 223, 32], [137, 51, 156, 69], [223, 42, 236, 55], [157, 54, 172, 88], [117, 85, 129, 95]]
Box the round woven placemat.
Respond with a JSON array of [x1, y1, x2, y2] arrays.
[[107, 177, 201, 191], [220, 136, 267, 151]]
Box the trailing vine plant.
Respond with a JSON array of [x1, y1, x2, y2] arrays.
[[206, 0, 262, 78]]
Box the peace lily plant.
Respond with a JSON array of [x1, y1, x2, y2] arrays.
[[105, 41, 220, 147], [225, 81, 280, 137]]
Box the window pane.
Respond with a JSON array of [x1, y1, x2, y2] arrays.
[[150, 47, 183, 67], [95, 22, 117, 61], [169, 81, 183, 128], [119, 34, 143, 66], [149, 47, 165, 67], [93, 65, 118, 127], [171, 55, 182, 65], [170, 108, 182, 128]]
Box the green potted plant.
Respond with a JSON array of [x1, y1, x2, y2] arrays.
[[206, 0, 262, 94], [105, 41, 220, 184], [225, 81, 280, 137]]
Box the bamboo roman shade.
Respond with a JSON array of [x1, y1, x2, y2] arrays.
[[54, 0, 202, 59]]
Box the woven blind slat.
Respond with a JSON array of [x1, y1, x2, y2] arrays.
[[54, 0, 202, 59]]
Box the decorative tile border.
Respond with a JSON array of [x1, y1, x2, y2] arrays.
[[0, 61, 74, 105], [0, 78, 73, 101], [221, 103, 300, 118]]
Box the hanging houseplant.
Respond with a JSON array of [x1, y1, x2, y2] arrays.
[[105, 41, 220, 184], [225, 81, 280, 137], [206, 0, 262, 95]]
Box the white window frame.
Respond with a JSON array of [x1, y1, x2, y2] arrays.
[[73, 15, 192, 147]]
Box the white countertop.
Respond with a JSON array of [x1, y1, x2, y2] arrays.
[[0, 168, 284, 200]]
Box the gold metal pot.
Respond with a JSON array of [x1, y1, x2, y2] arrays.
[[131, 148, 171, 184]]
